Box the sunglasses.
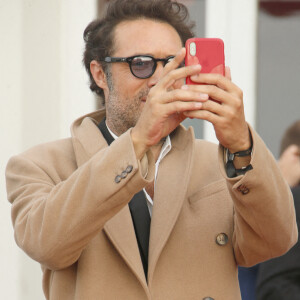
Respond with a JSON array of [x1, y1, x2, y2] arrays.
[[102, 55, 175, 79]]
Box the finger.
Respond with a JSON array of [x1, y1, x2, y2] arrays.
[[165, 48, 188, 90], [181, 84, 237, 106], [161, 89, 209, 104], [158, 64, 201, 91], [198, 99, 225, 116], [163, 47, 186, 73], [183, 109, 220, 124], [155, 47, 202, 90], [190, 73, 242, 97], [162, 100, 204, 115]]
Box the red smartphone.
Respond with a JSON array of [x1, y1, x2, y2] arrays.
[[185, 38, 225, 85]]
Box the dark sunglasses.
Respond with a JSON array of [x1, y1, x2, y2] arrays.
[[101, 55, 175, 79]]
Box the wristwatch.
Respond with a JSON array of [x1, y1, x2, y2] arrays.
[[225, 147, 253, 178]]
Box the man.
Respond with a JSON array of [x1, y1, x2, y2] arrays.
[[5, 1, 297, 299], [256, 120, 300, 300]]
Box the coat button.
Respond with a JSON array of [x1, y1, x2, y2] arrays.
[[121, 171, 128, 179], [126, 165, 133, 174], [115, 175, 122, 183], [203, 297, 214, 300], [216, 233, 228, 246], [237, 184, 249, 195]]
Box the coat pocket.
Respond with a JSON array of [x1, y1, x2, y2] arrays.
[[187, 179, 233, 238], [189, 179, 228, 204]]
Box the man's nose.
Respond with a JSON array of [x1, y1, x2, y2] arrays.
[[147, 63, 165, 87]]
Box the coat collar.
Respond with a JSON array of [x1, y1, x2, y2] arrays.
[[70, 110, 195, 290], [71, 109, 107, 167]]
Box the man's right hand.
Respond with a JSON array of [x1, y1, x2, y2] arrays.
[[131, 48, 208, 159]]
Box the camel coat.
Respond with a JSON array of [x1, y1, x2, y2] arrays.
[[6, 109, 297, 300]]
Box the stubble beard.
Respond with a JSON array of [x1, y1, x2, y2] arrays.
[[105, 69, 150, 136]]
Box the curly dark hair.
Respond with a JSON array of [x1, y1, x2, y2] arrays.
[[83, 0, 195, 98]]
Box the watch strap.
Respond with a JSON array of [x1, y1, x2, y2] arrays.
[[225, 144, 253, 178]]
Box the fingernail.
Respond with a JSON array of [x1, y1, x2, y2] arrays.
[[181, 85, 189, 90], [195, 102, 202, 108], [199, 93, 209, 100]]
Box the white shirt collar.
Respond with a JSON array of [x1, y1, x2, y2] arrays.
[[105, 120, 172, 166], [106, 120, 119, 140]]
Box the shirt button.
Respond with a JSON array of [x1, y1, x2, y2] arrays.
[[121, 171, 128, 179], [126, 165, 133, 174], [115, 175, 122, 183], [216, 233, 229, 246]]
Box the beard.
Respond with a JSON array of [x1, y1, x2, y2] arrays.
[[105, 69, 150, 136]]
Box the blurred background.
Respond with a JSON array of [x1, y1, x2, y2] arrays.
[[0, 0, 299, 299]]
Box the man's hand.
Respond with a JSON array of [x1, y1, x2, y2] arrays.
[[131, 47, 251, 159], [278, 145, 300, 188], [131, 48, 209, 159], [182, 67, 251, 153]]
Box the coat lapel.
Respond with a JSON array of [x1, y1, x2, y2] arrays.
[[71, 111, 196, 288], [148, 125, 195, 284], [71, 109, 148, 288], [104, 207, 148, 288]]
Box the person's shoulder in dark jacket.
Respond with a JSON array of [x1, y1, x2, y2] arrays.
[[256, 186, 300, 300]]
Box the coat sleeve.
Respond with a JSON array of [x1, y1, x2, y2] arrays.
[[218, 125, 298, 267], [5, 130, 155, 271]]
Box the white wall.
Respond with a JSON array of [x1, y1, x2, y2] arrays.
[[204, 0, 258, 143], [0, 1, 97, 299], [0, 1, 22, 299]]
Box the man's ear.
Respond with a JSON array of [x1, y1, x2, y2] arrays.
[[90, 60, 109, 93]]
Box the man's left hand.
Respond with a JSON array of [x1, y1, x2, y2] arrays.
[[182, 67, 251, 153]]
